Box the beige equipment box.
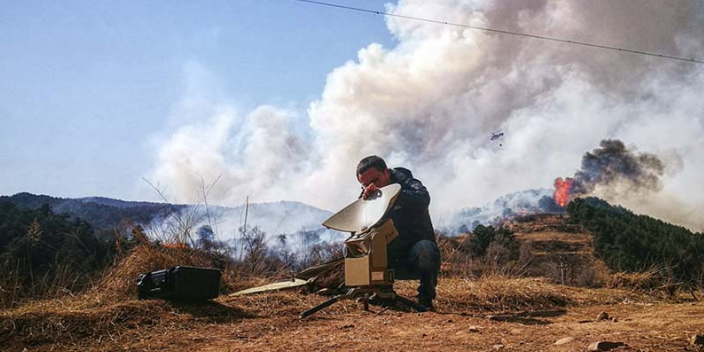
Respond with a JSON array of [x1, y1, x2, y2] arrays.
[[343, 218, 398, 286]]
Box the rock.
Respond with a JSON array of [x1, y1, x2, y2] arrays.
[[468, 326, 481, 332], [596, 311, 610, 321], [611, 317, 618, 323], [587, 341, 625, 351], [691, 334, 704, 346], [492, 344, 504, 350], [554, 337, 575, 345]]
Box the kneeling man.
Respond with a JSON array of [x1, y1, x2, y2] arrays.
[[356, 155, 441, 309]]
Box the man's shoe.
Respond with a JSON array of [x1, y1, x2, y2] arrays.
[[418, 298, 435, 312]]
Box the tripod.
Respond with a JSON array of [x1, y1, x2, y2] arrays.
[[300, 285, 428, 319]]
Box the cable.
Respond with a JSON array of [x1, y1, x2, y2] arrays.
[[290, 0, 704, 65]]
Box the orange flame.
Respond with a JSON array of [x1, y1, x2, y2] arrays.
[[553, 177, 574, 207]]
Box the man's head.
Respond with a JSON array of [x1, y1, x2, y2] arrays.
[[357, 155, 392, 188]]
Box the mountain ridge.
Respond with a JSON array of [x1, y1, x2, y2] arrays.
[[0, 192, 333, 236]]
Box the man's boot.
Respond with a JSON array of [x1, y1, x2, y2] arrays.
[[418, 296, 435, 311]]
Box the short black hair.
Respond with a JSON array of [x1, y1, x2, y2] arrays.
[[357, 155, 387, 175]]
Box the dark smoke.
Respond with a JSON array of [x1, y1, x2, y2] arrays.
[[570, 139, 665, 197]]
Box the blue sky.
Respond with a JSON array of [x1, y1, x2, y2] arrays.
[[0, 0, 394, 200], [2, 0, 703, 232]]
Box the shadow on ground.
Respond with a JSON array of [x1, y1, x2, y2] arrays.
[[168, 300, 256, 323], [485, 309, 567, 325]]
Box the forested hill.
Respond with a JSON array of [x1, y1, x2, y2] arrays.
[[0, 193, 334, 238], [567, 197, 704, 284], [0, 192, 177, 230]]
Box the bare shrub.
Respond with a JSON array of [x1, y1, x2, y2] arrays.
[[439, 230, 530, 280], [273, 234, 297, 272], [438, 233, 479, 279], [298, 230, 321, 269], [238, 226, 269, 277], [306, 242, 343, 268], [517, 241, 535, 268], [576, 266, 599, 288], [484, 242, 511, 275]]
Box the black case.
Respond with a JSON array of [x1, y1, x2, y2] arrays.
[[137, 266, 221, 301]]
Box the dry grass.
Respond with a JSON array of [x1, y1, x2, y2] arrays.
[[0, 269, 677, 352], [86, 243, 228, 306], [1, 300, 173, 347], [0, 242, 253, 350], [606, 270, 662, 291], [603, 268, 702, 300], [428, 276, 653, 314]]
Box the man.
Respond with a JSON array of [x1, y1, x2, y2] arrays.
[[356, 155, 441, 309]]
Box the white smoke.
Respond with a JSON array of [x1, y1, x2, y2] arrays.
[[150, 0, 704, 232]]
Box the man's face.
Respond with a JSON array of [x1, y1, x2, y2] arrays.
[[357, 167, 391, 189]]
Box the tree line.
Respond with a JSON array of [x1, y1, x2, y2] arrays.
[[0, 201, 117, 305], [567, 197, 704, 285], [0, 200, 342, 307]]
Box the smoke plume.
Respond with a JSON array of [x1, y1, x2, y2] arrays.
[[556, 139, 666, 202], [149, 0, 704, 232]]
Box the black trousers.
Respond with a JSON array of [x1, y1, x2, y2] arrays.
[[388, 239, 441, 301]]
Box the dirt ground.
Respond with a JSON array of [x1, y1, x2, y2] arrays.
[[3, 215, 702, 351], [208, 302, 703, 352], [3, 278, 703, 352]]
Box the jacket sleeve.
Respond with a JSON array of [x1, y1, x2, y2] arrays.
[[395, 175, 431, 212]]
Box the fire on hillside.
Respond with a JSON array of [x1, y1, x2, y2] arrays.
[[549, 139, 664, 209], [553, 177, 574, 208], [449, 139, 666, 232]]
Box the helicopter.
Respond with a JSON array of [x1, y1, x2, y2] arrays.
[[490, 131, 504, 146]]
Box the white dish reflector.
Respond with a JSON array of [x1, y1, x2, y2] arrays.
[[322, 184, 401, 233]]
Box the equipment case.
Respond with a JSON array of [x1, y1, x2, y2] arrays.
[[137, 266, 221, 301]]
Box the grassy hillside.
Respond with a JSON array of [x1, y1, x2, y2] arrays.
[[0, 192, 175, 230], [567, 197, 704, 286]]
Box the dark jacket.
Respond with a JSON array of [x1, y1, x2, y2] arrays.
[[386, 167, 436, 252]]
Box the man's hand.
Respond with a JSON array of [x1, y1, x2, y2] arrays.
[[361, 183, 380, 200]]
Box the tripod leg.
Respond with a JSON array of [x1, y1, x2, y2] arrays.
[[394, 295, 429, 312], [300, 295, 343, 319]]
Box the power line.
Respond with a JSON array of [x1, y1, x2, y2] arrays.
[[291, 0, 704, 65]]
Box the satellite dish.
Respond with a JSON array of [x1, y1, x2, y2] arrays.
[[322, 183, 401, 233]]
